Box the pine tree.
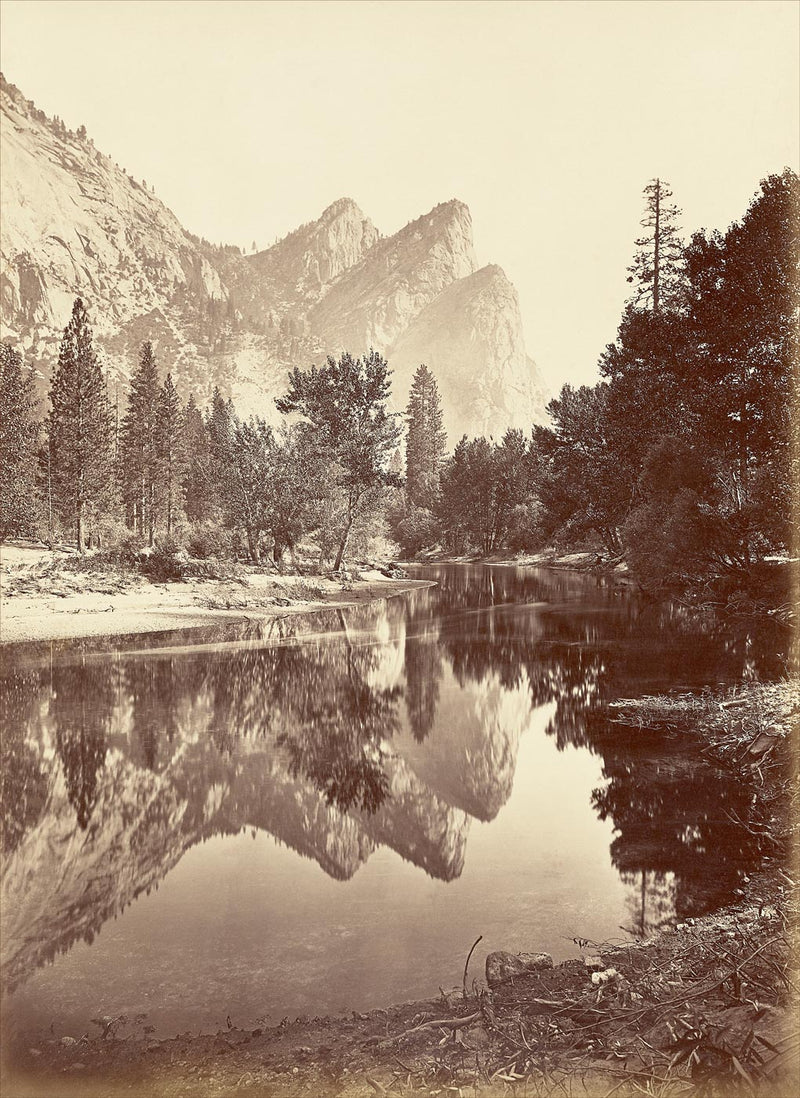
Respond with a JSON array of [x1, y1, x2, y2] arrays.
[[405, 364, 447, 511], [183, 394, 212, 522], [0, 341, 40, 538], [47, 299, 112, 550], [157, 373, 187, 536], [627, 178, 686, 313], [206, 386, 234, 507], [120, 342, 161, 543]]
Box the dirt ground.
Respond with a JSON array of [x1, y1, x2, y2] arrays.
[[0, 542, 433, 645]]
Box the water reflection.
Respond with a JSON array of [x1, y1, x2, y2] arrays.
[[0, 565, 788, 1001]]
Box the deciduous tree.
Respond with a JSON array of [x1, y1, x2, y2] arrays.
[[276, 350, 402, 569]]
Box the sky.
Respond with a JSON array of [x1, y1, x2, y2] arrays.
[[1, 0, 798, 393]]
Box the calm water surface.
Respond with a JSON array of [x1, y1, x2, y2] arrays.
[[0, 565, 789, 1039]]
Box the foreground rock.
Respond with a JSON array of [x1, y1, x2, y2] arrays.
[[485, 950, 553, 986]]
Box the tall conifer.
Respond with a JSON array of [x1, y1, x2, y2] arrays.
[[157, 373, 186, 536], [627, 179, 686, 314], [183, 394, 212, 522], [120, 342, 161, 543], [47, 299, 112, 550], [405, 364, 446, 511]]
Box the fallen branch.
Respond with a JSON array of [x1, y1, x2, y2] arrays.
[[373, 1011, 481, 1048]]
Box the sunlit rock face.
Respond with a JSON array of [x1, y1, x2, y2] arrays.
[[309, 200, 476, 356], [1, 74, 548, 437], [389, 265, 550, 441], [0, 77, 224, 374]]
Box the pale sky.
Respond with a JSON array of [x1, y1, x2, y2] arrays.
[[1, 0, 798, 393]]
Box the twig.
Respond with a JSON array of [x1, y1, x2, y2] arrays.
[[463, 935, 482, 999], [374, 1012, 481, 1048]]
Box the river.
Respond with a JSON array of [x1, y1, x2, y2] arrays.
[[0, 564, 789, 1040]]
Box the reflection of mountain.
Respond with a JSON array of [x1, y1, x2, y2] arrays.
[[397, 668, 535, 821], [0, 598, 473, 993], [1, 565, 787, 992]]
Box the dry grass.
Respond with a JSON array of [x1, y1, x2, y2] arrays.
[[349, 894, 797, 1096]]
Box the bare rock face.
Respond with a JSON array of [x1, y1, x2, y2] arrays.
[[390, 264, 549, 440], [0, 75, 223, 379], [1, 73, 549, 437], [228, 197, 380, 327], [309, 199, 477, 356]]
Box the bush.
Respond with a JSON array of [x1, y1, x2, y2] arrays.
[[141, 536, 186, 581], [388, 503, 440, 556], [186, 523, 233, 560]]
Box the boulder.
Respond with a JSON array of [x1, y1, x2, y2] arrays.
[[485, 950, 553, 987]]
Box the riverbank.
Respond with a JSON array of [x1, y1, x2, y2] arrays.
[[0, 542, 434, 645], [3, 677, 796, 1098], [410, 548, 630, 580]]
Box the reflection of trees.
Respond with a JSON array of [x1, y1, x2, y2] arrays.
[[276, 627, 402, 813], [404, 632, 443, 742], [592, 731, 760, 921], [278, 673, 398, 813], [424, 564, 789, 755], [620, 870, 676, 937], [0, 671, 48, 854], [52, 663, 116, 829], [3, 562, 791, 993], [127, 662, 171, 770]]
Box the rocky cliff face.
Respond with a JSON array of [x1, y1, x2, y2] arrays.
[[0, 73, 548, 438]]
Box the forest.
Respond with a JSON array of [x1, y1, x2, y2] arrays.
[[1, 169, 797, 596]]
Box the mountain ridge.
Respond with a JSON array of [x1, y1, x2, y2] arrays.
[[0, 73, 549, 439]]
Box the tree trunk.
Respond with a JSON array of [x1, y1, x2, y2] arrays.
[[76, 497, 84, 553], [47, 447, 53, 548], [148, 480, 155, 546], [334, 516, 354, 571], [166, 464, 173, 536], [246, 528, 260, 563]]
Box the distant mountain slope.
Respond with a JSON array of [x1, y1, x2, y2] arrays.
[[0, 73, 549, 437]]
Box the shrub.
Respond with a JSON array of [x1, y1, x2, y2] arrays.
[[186, 523, 232, 560], [141, 536, 186, 581]]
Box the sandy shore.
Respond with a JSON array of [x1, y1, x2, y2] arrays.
[[0, 544, 434, 645]]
